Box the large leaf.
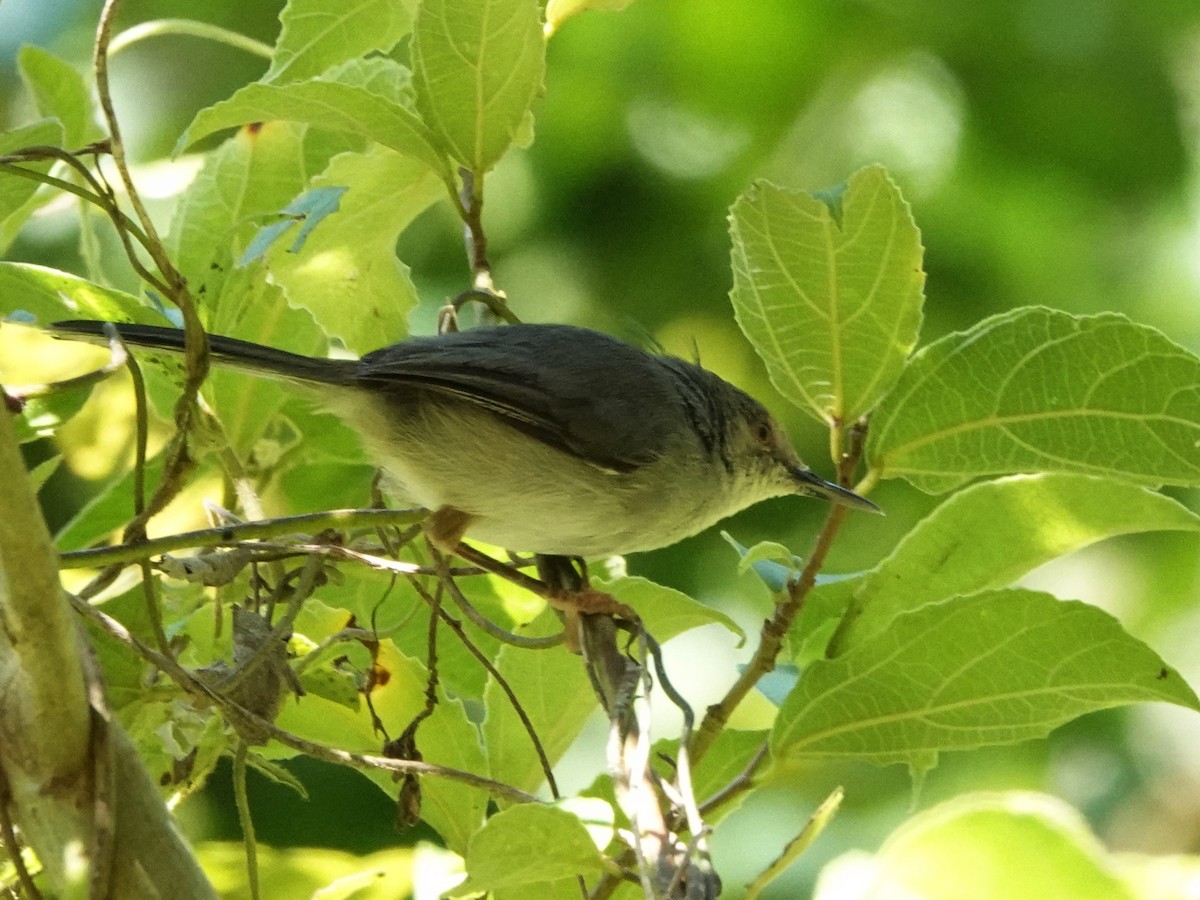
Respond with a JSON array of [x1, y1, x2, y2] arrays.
[[165, 120, 327, 456], [830, 474, 1200, 654], [814, 792, 1136, 900], [451, 801, 613, 896], [596, 575, 745, 643], [167, 121, 311, 296], [18, 46, 98, 147], [483, 609, 596, 795], [412, 0, 545, 174], [771, 589, 1200, 770], [868, 308, 1200, 493], [271, 637, 487, 851], [264, 0, 414, 84], [263, 145, 445, 354], [177, 77, 448, 178], [0, 120, 64, 246], [729, 166, 924, 425], [0, 262, 150, 324]]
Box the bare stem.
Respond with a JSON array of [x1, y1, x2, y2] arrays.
[[58, 508, 427, 570], [689, 424, 870, 765]]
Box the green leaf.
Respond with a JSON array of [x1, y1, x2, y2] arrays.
[[483, 609, 596, 795], [55, 452, 166, 551], [722, 531, 801, 593], [18, 46, 98, 147], [0, 120, 65, 244], [11, 382, 97, 443], [167, 121, 312, 296], [412, 0, 545, 174], [814, 792, 1136, 900], [164, 120, 330, 454], [689, 729, 769, 823], [264, 0, 414, 84], [412, 690, 489, 855], [869, 308, 1200, 493], [197, 843, 413, 900], [729, 166, 924, 425], [177, 78, 449, 178], [831, 474, 1200, 654], [771, 589, 1200, 769], [0, 262, 152, 324], [270, 637, 486, 851], [206, 266, 326, 457], [263, 145, 445, 354], [596, 575, 745, 643], [320, 57, 416, 97], [452, 802, 612, 895]]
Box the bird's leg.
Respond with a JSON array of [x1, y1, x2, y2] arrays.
[[426, 505, 475, 553]]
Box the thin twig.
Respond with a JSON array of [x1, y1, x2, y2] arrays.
[[697, 741, 769, 817], [95, 0, 211, 538], [58, 508, 426, 570], [689, 427, 870, 765], [457, 169, 492, 292], [407, 578, 562, 799], [440, 567, 564, 649], [69, 595, 540, 805], [232, 743, 260, 900], [689, 502, 849, 765]]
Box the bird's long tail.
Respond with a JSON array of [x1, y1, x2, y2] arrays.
[[50, 320, 358, 385]]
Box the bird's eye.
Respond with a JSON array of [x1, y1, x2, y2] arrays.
[[753, 420, 773, 448]]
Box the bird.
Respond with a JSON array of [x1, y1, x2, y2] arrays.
[[50, 320, 878, 559]]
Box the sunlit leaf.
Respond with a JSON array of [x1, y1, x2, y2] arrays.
[[0, 262, 151, 325], [270, 637, 486, 850], [869, 308, 1200, 493], [264, 0, 414, 85], [597, 575, 745, 643], [239, 185, 348, 264], [729, 166, 924, 425], [263, 145, 446, 353], [18, 46, 98, 147], [412, 0, 545, 174], [177, 78, 448, 177], [0, 120, 65, 247]]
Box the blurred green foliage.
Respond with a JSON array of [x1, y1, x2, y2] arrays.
[[2, 0, 1199, 896]]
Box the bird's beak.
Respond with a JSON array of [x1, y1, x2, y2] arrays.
[[791, 468, 883, 514]]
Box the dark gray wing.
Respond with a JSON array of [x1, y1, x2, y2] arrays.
[[356, 324, 683, 472]]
